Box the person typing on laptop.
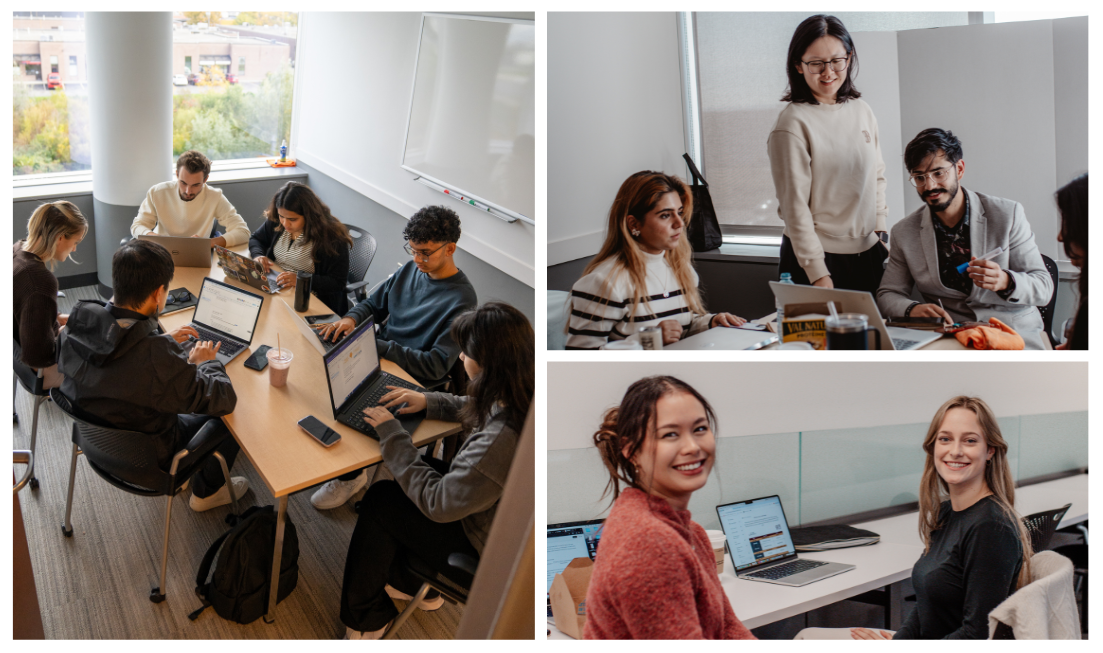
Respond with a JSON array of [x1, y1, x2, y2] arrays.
[[310, 206, 477, 510], [337, 302, 533, 639], [583, 376, 755, 640], [876, 129, 1051, 349], [129, 150, 250, 248], [56, 239, 250, 512]]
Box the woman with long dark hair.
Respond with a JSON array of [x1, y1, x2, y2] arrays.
[[338, 301, 533, 639], [250, 181, 353, 314], [583, 375, 754, 639], [567, 171, 745, 349], [1056, 173, 1087, 349], [769, 15, 889, 292]]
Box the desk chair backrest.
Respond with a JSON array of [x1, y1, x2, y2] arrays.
[[1038, 254, 1059, 346], [1022, 503, 1071, 553], [50, 388, 171, 496], [988, 550, 1080, 639], [547, 290, 569, 350], [13, 340, 47, 396], [344, 223, 378, 288]]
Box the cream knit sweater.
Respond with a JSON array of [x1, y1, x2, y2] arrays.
[[130, 180, 251, 247], [767, 99, 887, 282]]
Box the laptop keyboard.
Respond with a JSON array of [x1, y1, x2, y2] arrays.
[[338, 374, 423, 437], [746, 558, 828, 580], [892, 337, 921, 350], [192, 325, 245, 357]]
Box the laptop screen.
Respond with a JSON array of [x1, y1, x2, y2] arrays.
[[193, 278, 262, 341], [547, 520, 604, 597], [323, 318, 380, 414], [716, 496, 797, 572]]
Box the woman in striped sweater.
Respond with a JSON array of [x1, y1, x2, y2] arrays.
[[250, 181, 352, 314], [567, 171, 745, 349]]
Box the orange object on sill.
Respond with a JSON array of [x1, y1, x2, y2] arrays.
[[266, 158, 297, 168]]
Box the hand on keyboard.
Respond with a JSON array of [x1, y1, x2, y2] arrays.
[[379, 386, 427, 414], [188, 340, 222, 364], [169, 325, 200, 344], [361, 405, 396, 429]]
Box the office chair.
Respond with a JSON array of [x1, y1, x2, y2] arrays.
[[344, 223, 378, 307], [547, 290, 570, 350], [1053, 523, 1089, 634], [383, 551, 478, 639], [1038, 255, 1059, 347], [13, 342, 50, 491], [50, 388, 240, 603], [1022, 503, 1071, 553]]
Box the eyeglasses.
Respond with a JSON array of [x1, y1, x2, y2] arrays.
[[800, 55, 849, 74], [909, 165, 956, 188], [403, 242, 447, 260], [165, 289, 192, 305]]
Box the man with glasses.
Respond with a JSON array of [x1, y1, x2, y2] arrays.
[[311, 205, 477, 510], [876, 128, 1052, 349]]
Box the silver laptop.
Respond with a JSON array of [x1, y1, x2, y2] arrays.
[[138, 233, 213, 268], [184, 277, 264, 365], [769, 282, 942, 351], [279, 298, 346, 355], [547, 519, 605, 617], [717, 495, 855, 587]]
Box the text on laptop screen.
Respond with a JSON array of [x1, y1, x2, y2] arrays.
[[325, 320, 380, 410], [546, 522, 603, 594], [717, 496, 797, 571], [193, 281, 262, 341]]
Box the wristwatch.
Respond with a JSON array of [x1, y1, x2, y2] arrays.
[[876, 231, 889, 245]]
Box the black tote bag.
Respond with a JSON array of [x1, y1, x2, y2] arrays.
[[682, 153, 723, 252]]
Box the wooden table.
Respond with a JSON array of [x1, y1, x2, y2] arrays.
[[159, 247, 461, 622]]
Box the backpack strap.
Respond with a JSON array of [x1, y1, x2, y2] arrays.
[[189, 528, 232, 620]]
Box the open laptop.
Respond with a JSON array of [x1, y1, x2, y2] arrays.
[[279, 299, 350, 355], [323, 318, 425, 439], [214, 245, 282, 294], [138, 233, 213, 268], [184, 277, 264, 365], [547, 519, 604, 617], [716, 495, 854, 587], [769, 282, 942, 350]]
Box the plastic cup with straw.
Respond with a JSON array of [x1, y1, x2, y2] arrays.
[[267, 333, 293, 387]]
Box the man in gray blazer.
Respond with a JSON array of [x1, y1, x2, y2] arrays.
[[877, 129, 1052, 350]]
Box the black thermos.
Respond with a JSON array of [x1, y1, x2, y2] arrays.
[[294, 271, 313, 311]]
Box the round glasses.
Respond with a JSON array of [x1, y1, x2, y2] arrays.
[[403, 242, 447, 260], [800, 55, 849, 74], [909, 165, 956, 188]]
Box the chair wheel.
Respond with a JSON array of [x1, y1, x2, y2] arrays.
[[150, 588, 166, 603], [30, 477, 39, 491], [61, 524, 73, 537]]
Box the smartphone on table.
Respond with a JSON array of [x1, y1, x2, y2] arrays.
[[298, 415, 342, 447], [244, 344, 273, 371]]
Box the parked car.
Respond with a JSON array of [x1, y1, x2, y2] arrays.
[[172, 74, 188, 86], [46, 73, 63, 90], [187, 72, 200, 85], [225, 73, 239, 85]]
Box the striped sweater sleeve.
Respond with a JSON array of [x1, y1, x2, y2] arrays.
[[566, 268, 631, 350]]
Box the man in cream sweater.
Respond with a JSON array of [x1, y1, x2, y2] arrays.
[[130, 150, 250, 248]]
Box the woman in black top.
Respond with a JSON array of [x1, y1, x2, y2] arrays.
[[250, 181, 352, 314], [1055, 174, 1087, 350], [852, 396, 1032, 640]]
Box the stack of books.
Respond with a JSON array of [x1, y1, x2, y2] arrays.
[[790, 525, 880, 551]]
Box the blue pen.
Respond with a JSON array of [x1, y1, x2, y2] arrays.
[[957, 246, 1003, 274]]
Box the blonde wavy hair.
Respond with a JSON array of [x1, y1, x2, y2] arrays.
[[581, 171, 706, 325], [23, 200, 88, 269], [918, 396, 1032, 589]]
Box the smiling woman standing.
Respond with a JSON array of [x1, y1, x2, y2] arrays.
[[566, 172, 745, 349], [769, 15, 889, 292], [583, 376, 755, 640]]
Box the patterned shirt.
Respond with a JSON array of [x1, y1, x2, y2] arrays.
[[931, 192, 971, 295], [272, 229, 315, 273]]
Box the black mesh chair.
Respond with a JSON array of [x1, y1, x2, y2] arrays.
[[13, 341, 50, 491], [50, 388, 240, 603], [344, 223, 378, 307], [1039, 254, 1060, 347], [1022, 503, 1071, 553], [383, 552, 477, 639]]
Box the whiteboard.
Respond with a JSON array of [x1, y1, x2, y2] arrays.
[[401, 14, 535, 223]]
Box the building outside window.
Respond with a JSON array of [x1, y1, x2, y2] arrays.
[[239, 56, 245, 74], [50, 54, 59, 73], [185, 54, 192, 73], [68, 55, 77, 76]]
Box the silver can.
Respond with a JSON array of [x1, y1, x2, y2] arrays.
[[638, 325, 663, 350]]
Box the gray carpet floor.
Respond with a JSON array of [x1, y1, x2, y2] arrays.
[[15, 287, 463, 639]]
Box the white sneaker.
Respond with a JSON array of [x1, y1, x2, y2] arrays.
[[386, 584, 444, 611], [345, 623, 390, 640], [189, 476, 250, 512], [311, 469, 367, 510]]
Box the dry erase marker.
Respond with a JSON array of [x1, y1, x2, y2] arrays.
[[957, 247, 1003, 274]]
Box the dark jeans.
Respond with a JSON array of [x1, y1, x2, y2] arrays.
[[175, 414, 240, 498], [779, 235, 889, 294], [339, 456, 479, 632]]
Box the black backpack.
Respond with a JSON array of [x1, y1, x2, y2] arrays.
[[188, 505, 299, 624]]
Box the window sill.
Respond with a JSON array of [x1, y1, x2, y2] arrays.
[[13, 160, 307, 202]]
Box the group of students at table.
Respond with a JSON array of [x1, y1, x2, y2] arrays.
[[584, 376, 1035, 639], [567, 15, 1088, 352], [12, 150, 535, 639]]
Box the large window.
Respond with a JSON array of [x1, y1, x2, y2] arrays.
[[13, 12, 91, 175], [171, 11, 298, 163]]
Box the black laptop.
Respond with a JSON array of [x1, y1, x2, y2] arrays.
[[323, 317, 425, 439]]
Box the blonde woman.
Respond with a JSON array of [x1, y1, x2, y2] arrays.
[[851, 396, 1032, 640], [13, 200, 88, 389], [567, 171, 745, 349]]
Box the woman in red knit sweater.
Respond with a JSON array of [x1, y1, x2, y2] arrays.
[[583, 375, 755, 640]]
